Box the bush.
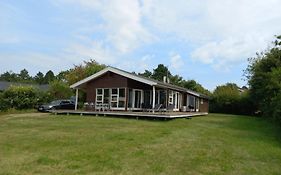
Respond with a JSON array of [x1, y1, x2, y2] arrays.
[[0, 92, 10, 111], [48, 80, 73, 99], [2, 86, 40, 110], [210, 83, 255, 115], [268, 92, 281, 122]]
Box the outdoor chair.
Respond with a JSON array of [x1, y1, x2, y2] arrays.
[[161, 104, 174, 113], [166, 104, 174, 112], [142, 103, 152, 112], [148, 104, 162, 112], [188, 105, 195, 112], [84, 102, 95, 110]]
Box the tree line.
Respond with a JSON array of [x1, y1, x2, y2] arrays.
[[0, 69, 56, 84]]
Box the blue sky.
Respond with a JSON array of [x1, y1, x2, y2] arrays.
[[1, 0, 281, 90]]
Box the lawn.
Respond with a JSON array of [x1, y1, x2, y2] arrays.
[[0, 113, 281, 175]]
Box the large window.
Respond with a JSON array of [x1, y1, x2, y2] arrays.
[[96, 88, 126, 109], [119, 88, 125, 108], [96, 89, 103, 104]]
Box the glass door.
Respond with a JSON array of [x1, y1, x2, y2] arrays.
[[134, 90, 141, 109], [133, 89, 143, 109]]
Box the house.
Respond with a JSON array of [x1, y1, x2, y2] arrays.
[[70, 67, 209, 113]]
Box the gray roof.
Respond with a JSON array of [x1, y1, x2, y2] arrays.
[[0, 81, 49, 91]]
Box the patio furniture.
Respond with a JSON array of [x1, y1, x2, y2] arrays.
[[84, 102, 95, 110], [141, 103, 152, 112], [95, 103, 110, 112], [161, 104, 174, 113], [148, 104, 162, 112]]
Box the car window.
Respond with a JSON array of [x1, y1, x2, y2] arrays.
[[61, 101, 70, 104], [50, 100, 61, 105]]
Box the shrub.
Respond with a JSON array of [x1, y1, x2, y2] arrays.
[[48, 80, 73, 99], [2, 86, 39, 110], [0, 92, 10, 111]]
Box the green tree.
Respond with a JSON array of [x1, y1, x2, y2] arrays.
[[151, 64, 171, 81], [44, 70, 55, 83], [48, 80, 73, 99], [0, 71, 18, 82], [138, 70, 152, 78], [56, 70, 69, 82], [210, 83, 241, 114], [65, 59, 106, 85], [34, 71, 45, 84], [138, 64, 210, 96], [245, 35, 281, 121], [18, 69, 31, 82]]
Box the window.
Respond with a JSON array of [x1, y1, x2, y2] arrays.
[[169, 90, 173, 104], [110, 88, 126, 109], [118, 88, 126, 108], [96, 88, 103, 104], [104, 89, 110, 103], [96, 88, 126, 109]]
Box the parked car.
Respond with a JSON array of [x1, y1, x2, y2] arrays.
[[38, 100, 75, 112]]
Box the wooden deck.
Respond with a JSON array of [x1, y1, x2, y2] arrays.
[[51, 110, 208, 119]]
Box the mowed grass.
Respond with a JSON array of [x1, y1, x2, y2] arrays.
[[0, 113, 281, 175]]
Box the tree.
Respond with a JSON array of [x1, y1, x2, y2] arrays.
[[44, 70, 55, 84], [210, 83, 241, 114], [245, 35, 281, 121], [18, 69, 31, 82], [0, 71, 18, 82], [182, 80, 211, 96], [138, 64, 210, 96], [56, 70, 69, 82], [151, 64, 171, 81], [34, 71, 45, 84], [138, 70, 152, 78], [48, 80, 73, 99], [65, 59, 106, 85]]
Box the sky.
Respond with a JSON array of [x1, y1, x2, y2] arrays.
[[1, 0, 281, 91]]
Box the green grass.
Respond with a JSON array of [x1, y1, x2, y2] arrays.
[[0, 113, 281, 175]]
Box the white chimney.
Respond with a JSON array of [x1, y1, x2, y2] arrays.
[[163, 76, 167, 83]]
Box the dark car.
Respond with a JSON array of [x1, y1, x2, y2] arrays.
[[38, 100, 75, 112]]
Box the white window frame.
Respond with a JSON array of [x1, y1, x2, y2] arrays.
[[110, 88, 126, 110], [96, 88, 103, 104], [96, 88, 126, 110], [132, 89, 143, 110]]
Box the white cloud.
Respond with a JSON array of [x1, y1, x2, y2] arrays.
[[142, 0, 281, 70], [54, 0, 281, 71], [64, 41, 116, 65], [58, 0, 153, 54], [2, 0, 281, 77], [117, 54, 155, 73], [169, 52, 184, 70], [101, 0, 154, 53], [191, 35, 272, 71]]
